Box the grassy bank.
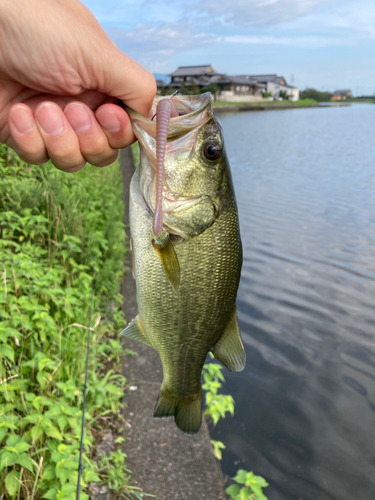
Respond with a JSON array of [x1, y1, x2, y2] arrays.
[[0, 146, 142, 499], [343, 98, 375, 103], [213, 99, 317, 107]]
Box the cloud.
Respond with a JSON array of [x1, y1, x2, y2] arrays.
[[222, 34, 351, 48], [196, 0, 330, 27], [105, 23, 217, 69], [272, 0, 375, 40]]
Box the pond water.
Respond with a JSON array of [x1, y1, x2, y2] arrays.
[[211, 103, 375, 500]]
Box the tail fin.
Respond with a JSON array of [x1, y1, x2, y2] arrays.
[[153, 385, 202, 436]]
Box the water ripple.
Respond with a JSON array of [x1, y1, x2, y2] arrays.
[[212, 104, 375, 500]]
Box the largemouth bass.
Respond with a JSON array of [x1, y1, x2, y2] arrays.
[[121, 93, 245, 435]]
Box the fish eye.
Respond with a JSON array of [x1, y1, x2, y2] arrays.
[[203, 141, 222, 161]]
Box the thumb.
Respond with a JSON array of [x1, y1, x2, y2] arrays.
[[95, 41, 156, 118]]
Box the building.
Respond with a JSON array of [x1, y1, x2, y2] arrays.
[[169, 65, 219, 84], [155, 79, 165, 94], [216, 75, 265, 102], [241, 75, 300, 101], [165, 66, 300, 101], [331, 90, 352, 100]]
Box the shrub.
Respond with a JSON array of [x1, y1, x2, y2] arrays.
[[0, 146, 141, 499]]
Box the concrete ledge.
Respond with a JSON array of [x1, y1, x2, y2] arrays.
[[120, 147, 227, 500]]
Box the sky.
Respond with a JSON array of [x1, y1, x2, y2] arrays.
[[82, 0, 375, 94]]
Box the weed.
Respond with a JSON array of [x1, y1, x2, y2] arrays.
[[0, 145, 137, 499], [202, 356, 269, 499], [225, 470, 269, 500]]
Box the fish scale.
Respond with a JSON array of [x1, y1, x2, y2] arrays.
[[122, 93, 246, 435]]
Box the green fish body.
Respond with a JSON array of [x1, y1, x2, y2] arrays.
[[122, 93, 245, 435]]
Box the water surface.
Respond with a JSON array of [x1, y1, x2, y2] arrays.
[[212, 103, 375, 500]]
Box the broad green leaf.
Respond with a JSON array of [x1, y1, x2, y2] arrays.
[[0, 344, 14, 362], [239, 488, 252, 500], [57, 415, 68, 432], [252, 475, 269, 488], [0, 451, 17, 470], [24, 413, 41, 424], [59, 483, 76, 495], [226, 485, 241, 498], [42, 465, 56, 481], [234, 469, 249, 484], [0, 428, 8, 442], [64, 458, 79, 469], [45, 426, 63, 440], [84, 470, 100, 482], [210, 440, 226, 460], [5, 470, 20, 497], [31, 425, 43, 441], [42, 488, 57, 500], [6, 434, 20, 447], [16, 453, 33, 471], [253, 489, 268, 500], [15, 440, 31, 453]]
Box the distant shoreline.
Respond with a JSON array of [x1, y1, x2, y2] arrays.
[[212, 99, 319, 113], [212, 98, 374, 113]]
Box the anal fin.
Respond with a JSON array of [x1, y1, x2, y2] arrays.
[[212, 308, 246, 372], [152, 237, 180, 292], [120, 315, 152, 348]]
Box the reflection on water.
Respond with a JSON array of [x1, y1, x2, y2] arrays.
[[212, 104, 375, 500]]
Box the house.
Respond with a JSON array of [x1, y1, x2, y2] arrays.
[[242, 75, 300, 101], [165, 66, 300, 101], [331, 90, 352, 101], [169, 65, 220, 85], [155, 79, 165, 94], [216, 75, 266, 102]]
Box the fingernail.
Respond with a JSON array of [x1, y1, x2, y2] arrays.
[[9, 106, 35, 135], [35, 103, 64, 136], [96, 109, 121, 134], [64, 103, 92, 133]]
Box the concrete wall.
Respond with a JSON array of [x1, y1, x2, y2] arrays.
[[218, 89, 264, 102], [266, 82, 300, 101], [286, 87, 300, 101]]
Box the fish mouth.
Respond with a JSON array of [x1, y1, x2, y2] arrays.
[[125, 93, 215, 235], [124, 93, 213, 140], [161, 192, 199, 213]]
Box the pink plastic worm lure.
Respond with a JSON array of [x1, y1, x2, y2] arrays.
[[153, 98, 179, 236]]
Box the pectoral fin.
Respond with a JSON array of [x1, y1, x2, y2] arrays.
[[212, 309, 246, 372], [152, 238, 180, 292], [120, 315, 152, 348]]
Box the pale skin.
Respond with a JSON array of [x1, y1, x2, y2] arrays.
[[0, 0, 156, 172]]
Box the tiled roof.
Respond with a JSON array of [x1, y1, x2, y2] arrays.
[[333, 90, 351, 96], [225, 76, 264, 87], [155, 79, 165, 88], [240, 74, 278, 82], [169, 65, 218, 77]]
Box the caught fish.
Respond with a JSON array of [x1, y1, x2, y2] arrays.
[[121, 93, 245, 435]]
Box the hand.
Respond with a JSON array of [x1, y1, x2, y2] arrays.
[[0, 0, 156, 172]]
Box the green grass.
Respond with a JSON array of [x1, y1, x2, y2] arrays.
[[0, 146, 146, 499], [343, 98, 375, 103], [213, 99, 318, 107]]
